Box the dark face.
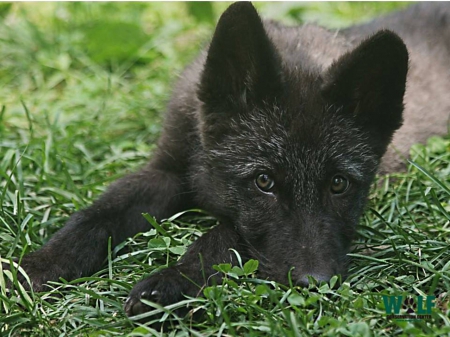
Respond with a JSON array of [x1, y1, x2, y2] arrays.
[[196, 2, 407, 285], [198, 91, 379, 285]]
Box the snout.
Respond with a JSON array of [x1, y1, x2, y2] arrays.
[[289, 246, 343, 287]]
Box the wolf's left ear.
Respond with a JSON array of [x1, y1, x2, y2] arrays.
[[198, 2, 282, 114], [322, 30, 408, 156]]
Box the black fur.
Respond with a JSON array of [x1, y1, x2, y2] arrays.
[[5, 2, 449, 321]]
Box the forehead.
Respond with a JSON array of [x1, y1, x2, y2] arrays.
[[220, 103, 376, 181]]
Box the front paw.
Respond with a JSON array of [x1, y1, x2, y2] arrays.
[[2, 253, 70, 292], [124, 267, 199, 318], [1, 258, 34, 291]]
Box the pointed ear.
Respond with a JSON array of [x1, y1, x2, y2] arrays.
[[322, 30, 409, 156], [198, 2, 281, 114]]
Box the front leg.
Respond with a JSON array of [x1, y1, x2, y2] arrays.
[[9, 164, 194, 292], [124, 223, 241, 316]]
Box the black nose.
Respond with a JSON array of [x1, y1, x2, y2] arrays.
[[296, 273, 331, 287]]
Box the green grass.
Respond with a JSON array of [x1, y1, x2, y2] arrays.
[[0, 2, 449, 336]]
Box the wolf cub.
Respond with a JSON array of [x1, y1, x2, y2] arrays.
[[5, 2, 449, 318]]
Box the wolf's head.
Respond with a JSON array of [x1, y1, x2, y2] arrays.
[[196, 2, 408, 285]]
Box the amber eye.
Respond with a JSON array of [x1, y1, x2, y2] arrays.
[[255, 173, 275, 192], [330, 175, 349, 194]]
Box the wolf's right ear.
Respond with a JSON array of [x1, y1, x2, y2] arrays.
[[198, 2, 282, 115], [322, 30, 408, 156]]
